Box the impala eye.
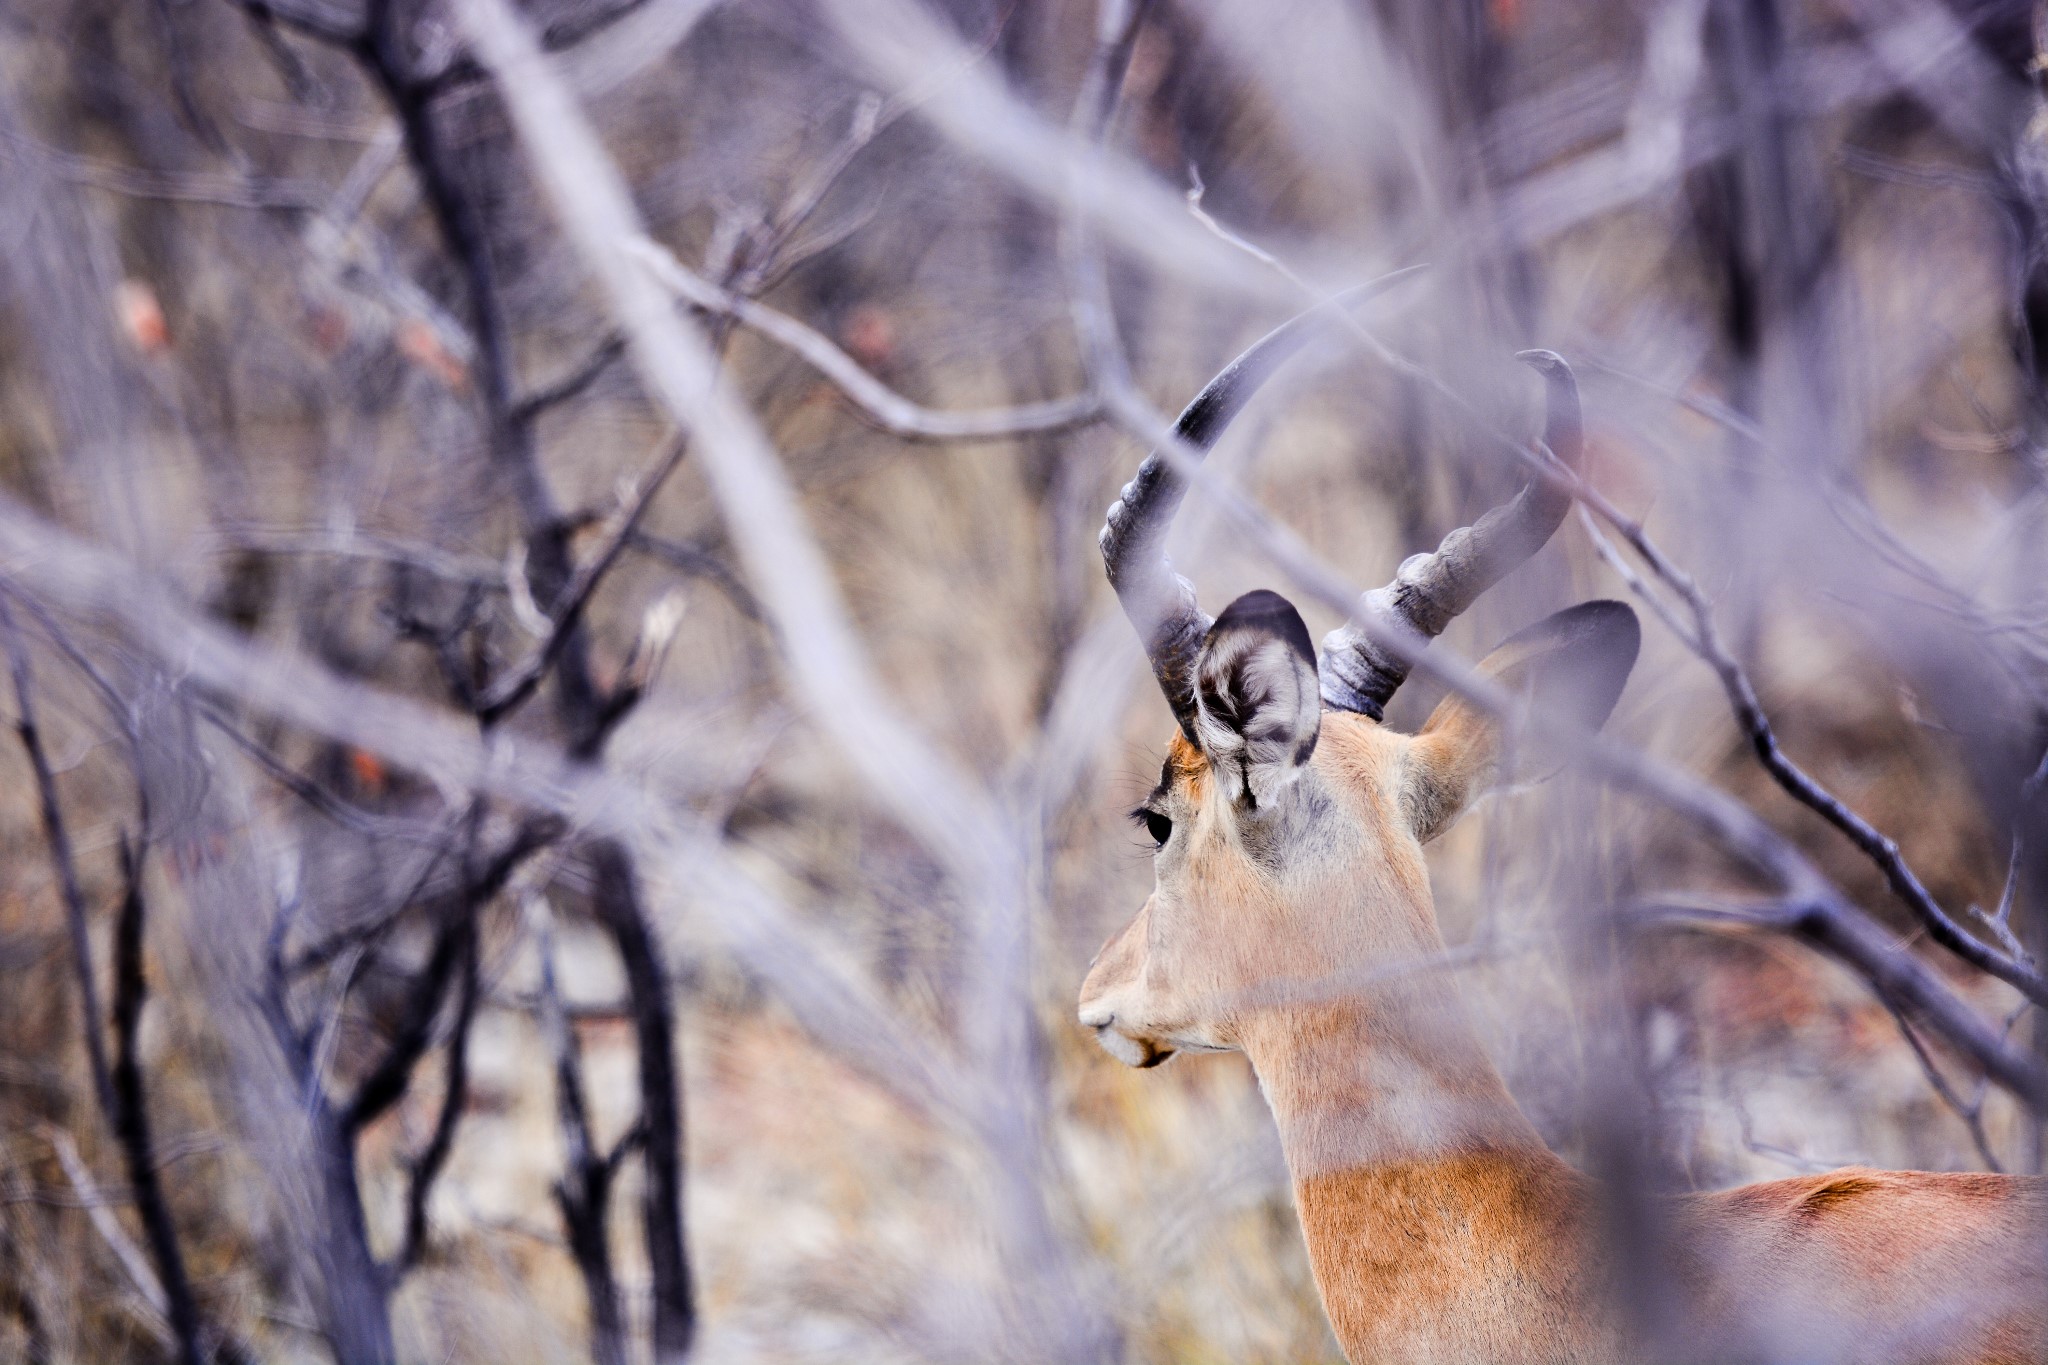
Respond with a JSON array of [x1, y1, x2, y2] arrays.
[[1141, 809, 1173, 849]]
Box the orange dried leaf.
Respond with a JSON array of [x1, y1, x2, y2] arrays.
[[349, 747, 388, 793], [841, 304, 896, 369], [396, 317, 470, 391], [116, 279, 168, 354]]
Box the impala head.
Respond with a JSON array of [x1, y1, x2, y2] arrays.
[[1078, 318, 1638, 1069]]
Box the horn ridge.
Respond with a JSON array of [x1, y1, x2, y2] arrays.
[[1101, 270, 1423, 739], [1317, 349, 1585, 720]]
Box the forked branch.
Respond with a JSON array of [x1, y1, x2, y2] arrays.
[[1, 600, 208, 1365], [1575, 455, 2048, 1009]]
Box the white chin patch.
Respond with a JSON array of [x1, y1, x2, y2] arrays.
[[1093, 1027, 1171, 1068]]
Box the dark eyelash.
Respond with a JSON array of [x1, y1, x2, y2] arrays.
[[1126, 806, 1153, 828]]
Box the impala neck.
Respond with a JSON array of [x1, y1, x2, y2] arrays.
[[1237, 983, 1599, 1361], [1241, 973, 1547, 1170]]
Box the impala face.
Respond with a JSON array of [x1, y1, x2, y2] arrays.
[[1079, 593, 1639, 1069], [1083, 323, 1629, 1074]]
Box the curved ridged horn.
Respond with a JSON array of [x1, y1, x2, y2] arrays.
[[1316, 348, 1584, 720], [1100, 273, 1420, 740]]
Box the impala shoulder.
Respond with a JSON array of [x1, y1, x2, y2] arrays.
[[1787, 1168, 1896, 1220], [1703, 1166, 1888, 1218], [1706, 1166, 2048, 1233]]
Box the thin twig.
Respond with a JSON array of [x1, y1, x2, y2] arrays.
[[1577, 469, 2048, 1008], [209, 524, 501, 588], [414, 0, 670, 97], [1824, 485, 2048, 686], [283, 815, 467, 976], [1574, 505, 1703, 651], [42, 1127, 172, 1348], [1893, 1015, 2002, 1173], [225, 0, 362, 47], [202, 705, 445, 844], [475, 433, 689, 724], [626, 532, 762, 621], [2, 597, 117, 1125], [1573, 351, 1765, 442], [721, 4, 1017, 303], [526, 893, 629, 1365], [108, 838, 208, 1364], [341, 813, 556, 1135], [1184, 162, 1308, 287], [1628, 898, 2048, 1107], [630, 237, 1103, 441], [0, 135, 321, 211], [1062, 0, 1154, 397], [512, 333, 628, 423], [389, 927, 480, 1281], [1980, 743, 2048, 961]]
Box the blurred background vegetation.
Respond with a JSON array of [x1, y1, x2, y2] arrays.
[[1, 0, 2046, 1361]]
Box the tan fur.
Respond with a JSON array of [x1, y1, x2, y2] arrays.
[[1081, 690, 2048, 1364]]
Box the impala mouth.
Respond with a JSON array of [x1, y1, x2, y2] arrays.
[[1099, 1027, 1177, 1068], [1080, 1009, 1178, 1068]]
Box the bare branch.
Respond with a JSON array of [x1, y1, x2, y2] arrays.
[[389, 926, 479, 1280], [2, 595, 117, 1125], [512, 332, 628, 424], [475, 433, 689, 725], [631, 238, 1103, 441], [588, 843, 693, 1361], [452, 0, 1016, 903], [209, 524, 501, 588], [1892, 1014, 2002, 1174], [1628, 899, 2048, 1108], [1576, 457, 2048, 1008], [42, 1126, 172, 1349], [526, 894, 629, 1365], [816, 0, 1301, 306], [282, 817, 467, 977], [1991, 744, 2048, 948], [626, 533, 761, 621], [108, 838, 209, 1365], [203, 705, 447, 845], [341, 815, 556, 1136]]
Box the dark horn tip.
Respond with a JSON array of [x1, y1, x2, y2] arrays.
[[1514, 348, 1569, 374]]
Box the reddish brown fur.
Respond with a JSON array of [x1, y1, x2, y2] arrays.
[[1082, 633, 2048, 1364], [1295, 1149, 1606, 1362]]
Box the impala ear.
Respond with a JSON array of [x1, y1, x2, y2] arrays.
[[1193, 590, 1322, 809], [1403, 600, 1639, 843]]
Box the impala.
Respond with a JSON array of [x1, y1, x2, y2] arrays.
[[1078, 312, 2048, 1363]]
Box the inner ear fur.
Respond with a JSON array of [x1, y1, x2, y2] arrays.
[[1402, 600, 1640, 843], [1193, 590, 1322, 809]]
